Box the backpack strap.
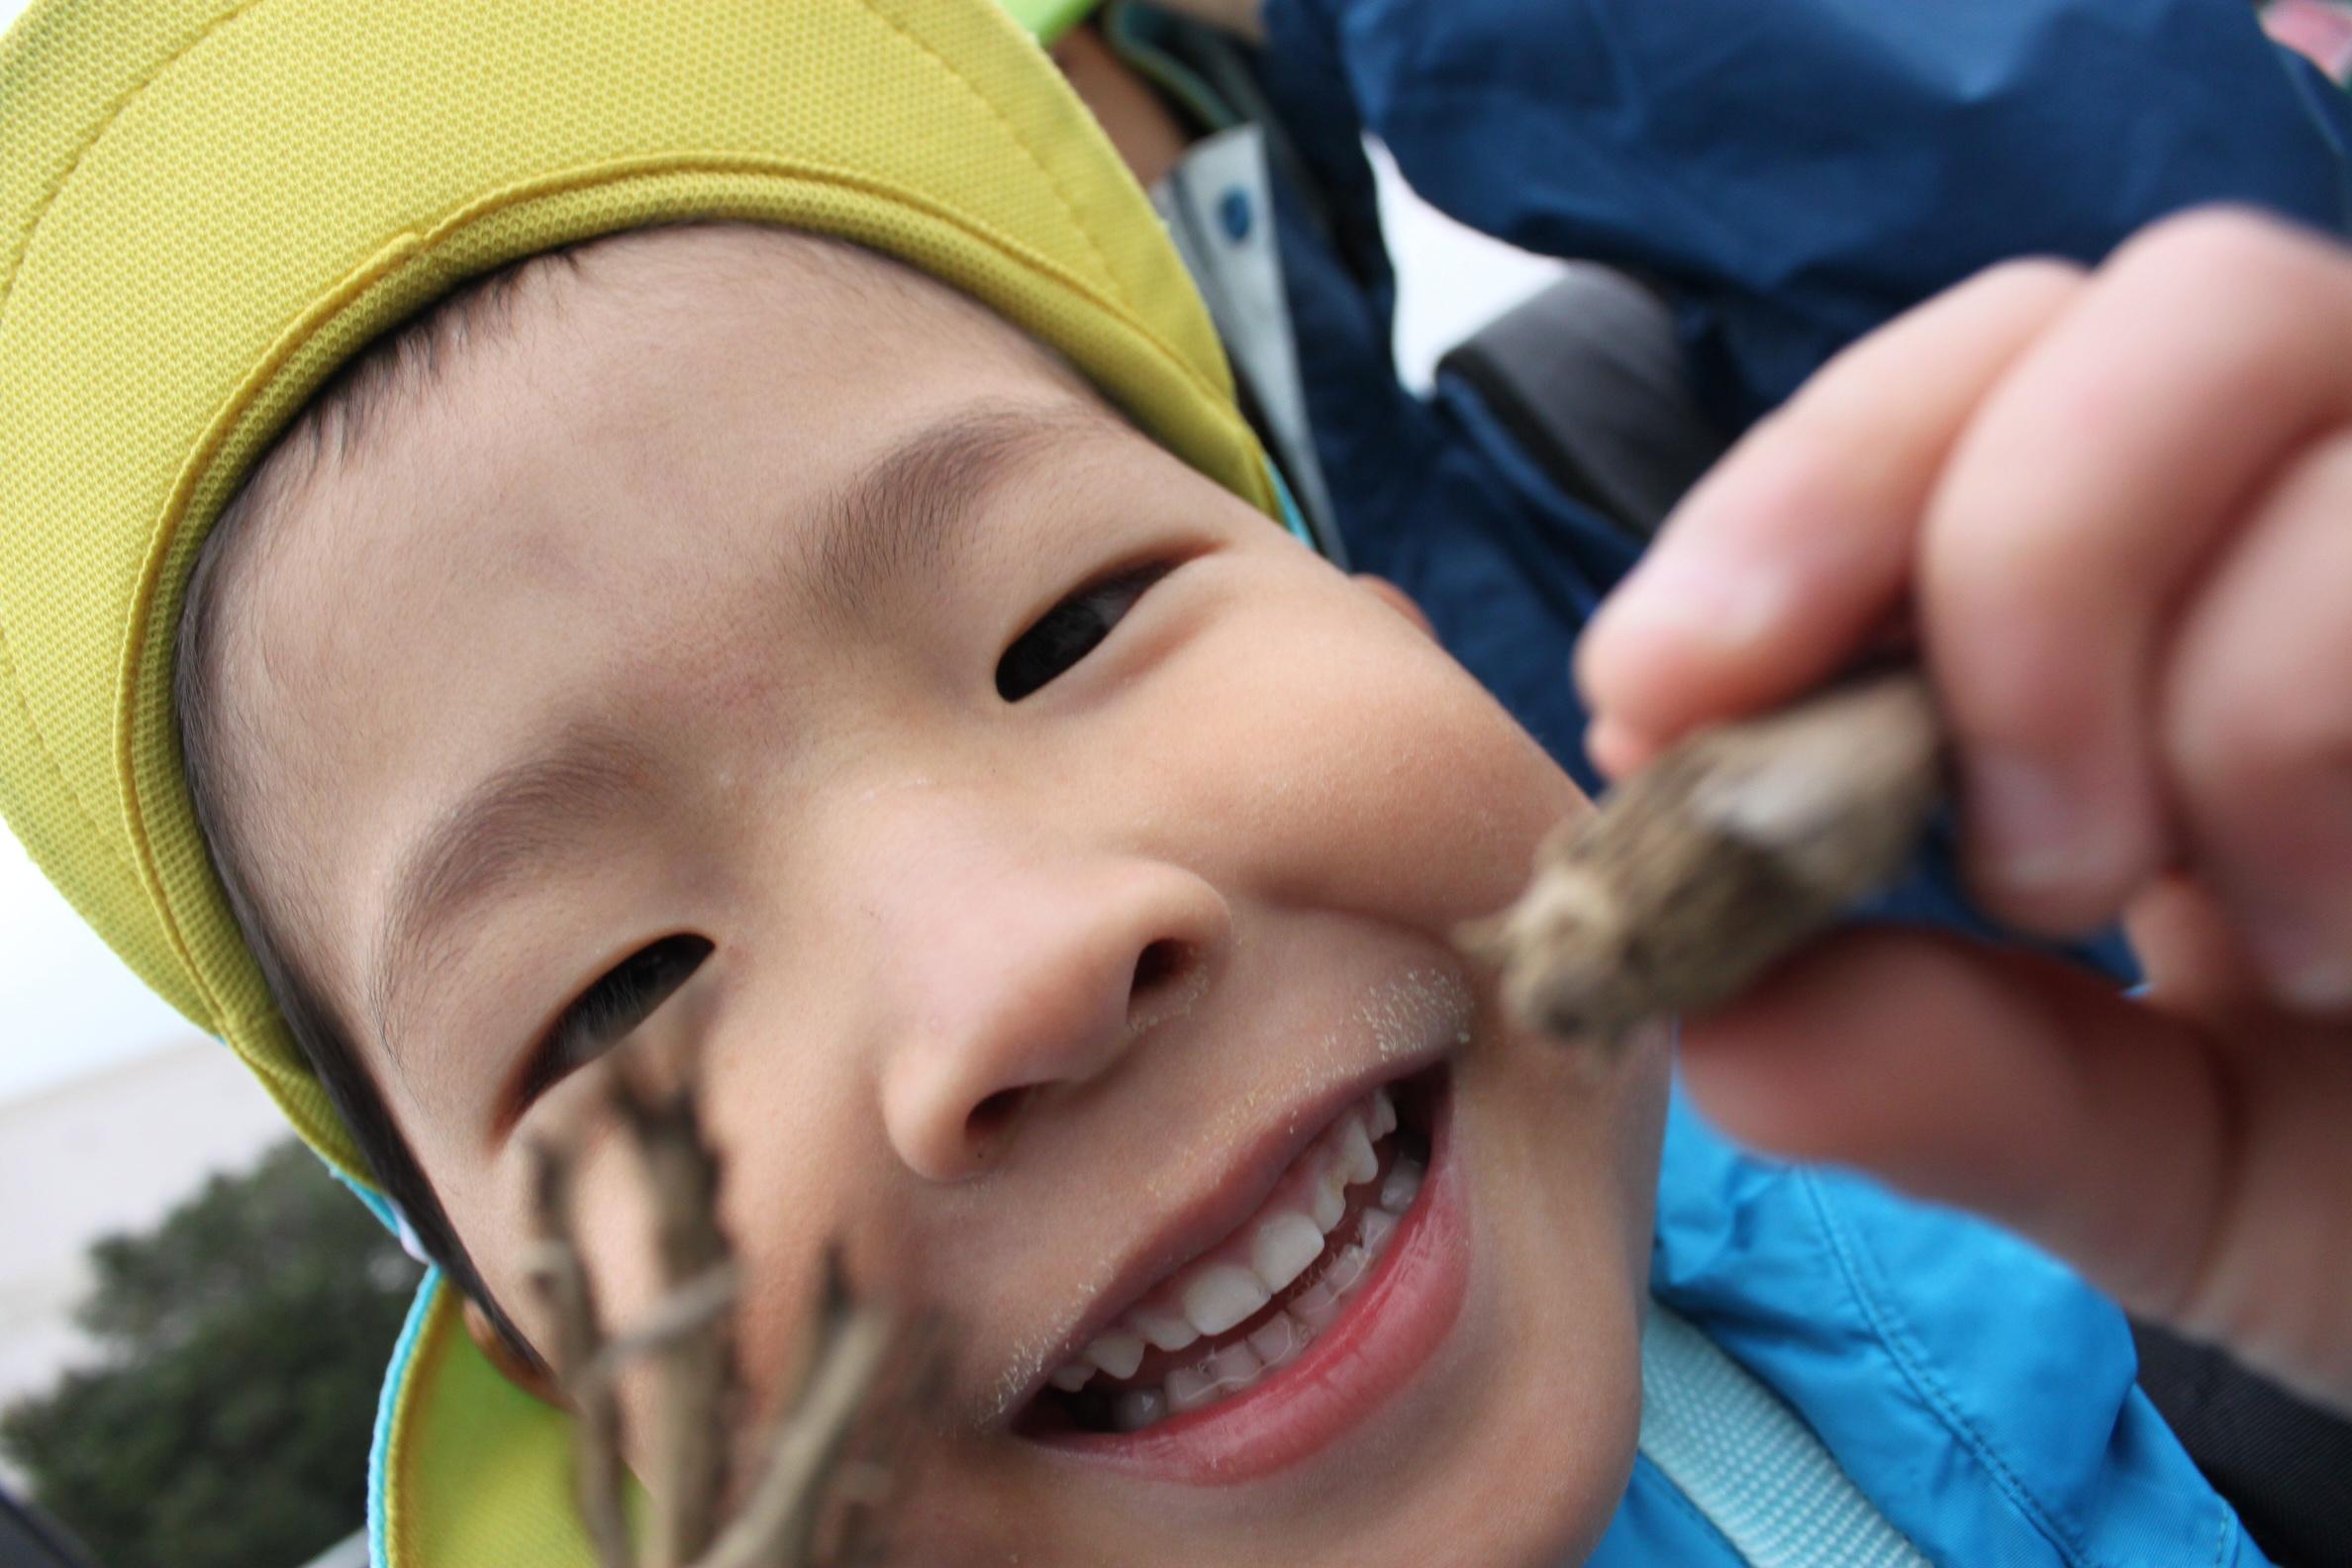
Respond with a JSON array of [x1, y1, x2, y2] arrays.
[[2131, 1320, 2352, 1566], [1638, 1305, 1932, 1566]]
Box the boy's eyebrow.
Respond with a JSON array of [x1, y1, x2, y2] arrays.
[[800, 396, 1121, 628], [367, 726, 654, 1048], [366, 397, 1122, 1060]]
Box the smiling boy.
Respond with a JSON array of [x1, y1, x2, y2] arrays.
[[180, 221, 1664, 1557], [5, 2, 2352, 1566]]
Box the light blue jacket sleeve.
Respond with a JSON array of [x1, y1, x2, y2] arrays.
[[1260, 0, 2352, 421], [1622, 1092, 2273, 1565]]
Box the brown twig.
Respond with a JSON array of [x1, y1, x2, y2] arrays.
[[698, 1255, 904, 1568], [1461, 667, 1946, 1048], [603, 1055, 739, 1568], [524, 1047, 935, 1568], [817, 1309, 948, 1568], [524, 1135, 634, 1568]]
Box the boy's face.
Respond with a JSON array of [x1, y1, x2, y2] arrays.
[[217, 227, 1668, 1566]]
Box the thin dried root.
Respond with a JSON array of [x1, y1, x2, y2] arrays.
[[1461, 668, 1946, 1050], [524, 1139, 633, 1568], [586, 1262, 739, 1388], [700, 1257, 920, 1568], [526, 1055, 936, 1568], [603, 1056, 738, 1568]]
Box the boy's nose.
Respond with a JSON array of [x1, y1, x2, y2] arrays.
[[870, 835, 1230, 1183]]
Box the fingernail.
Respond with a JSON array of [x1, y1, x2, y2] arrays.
[[1595, 552, 1787, 653], [1968, 753, 2103, 898], [2243, 912, 2352, 1011]]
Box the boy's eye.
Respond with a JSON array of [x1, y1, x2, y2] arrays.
[[996, 561, 1173, 702], [516, 933, 714, 1109]]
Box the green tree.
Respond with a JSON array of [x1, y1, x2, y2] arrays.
[[3, 1139, 421, 1568]]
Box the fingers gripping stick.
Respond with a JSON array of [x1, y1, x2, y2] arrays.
[[1463, 670, 1945, 1047]]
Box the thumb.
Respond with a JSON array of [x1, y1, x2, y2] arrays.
[[1677, 928, 2352, 1413]]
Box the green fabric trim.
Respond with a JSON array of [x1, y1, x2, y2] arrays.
[[1003, 0, 1102, 46]]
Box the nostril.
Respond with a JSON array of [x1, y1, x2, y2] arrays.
[[955, 940, 1202, 1167], [966, 1086, 1029, 1152], [1130, 937, 1192, 997]]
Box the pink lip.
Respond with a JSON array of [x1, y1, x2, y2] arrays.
[[1028, 1083, 1467, 1485]]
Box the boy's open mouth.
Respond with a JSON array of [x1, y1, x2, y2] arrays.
[[1015, 1065, 1459, 1470]]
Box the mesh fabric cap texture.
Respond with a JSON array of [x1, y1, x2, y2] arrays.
[[0, 0, 1275, 1190]]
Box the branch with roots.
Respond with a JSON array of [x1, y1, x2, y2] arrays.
[[521, 1052, 935, 1568]]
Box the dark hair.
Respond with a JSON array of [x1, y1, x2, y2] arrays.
[[174, 244, 602, 1367]]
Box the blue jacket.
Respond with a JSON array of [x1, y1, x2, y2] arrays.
[[1239, 0, 2352, 1560]]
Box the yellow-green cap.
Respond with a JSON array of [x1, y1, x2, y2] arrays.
[[0, 4, 1269, 1557]]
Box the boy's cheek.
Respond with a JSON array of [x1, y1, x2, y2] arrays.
[[1171, 565, 1587, 927]]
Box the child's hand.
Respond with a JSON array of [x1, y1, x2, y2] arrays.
[[1577, 208, 2352, 1415]]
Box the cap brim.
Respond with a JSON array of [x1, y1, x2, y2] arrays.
[[372, 1273, 629, 1567]]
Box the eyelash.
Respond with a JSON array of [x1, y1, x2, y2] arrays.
[[510, 562, 1169, 1112], [515, 933, 713, 1109], [995, 560, 1173, 702]]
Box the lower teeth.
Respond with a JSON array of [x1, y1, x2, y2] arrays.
[[1113, 1386, 1166, 1430], [1083, 1145, 1426, 1434]]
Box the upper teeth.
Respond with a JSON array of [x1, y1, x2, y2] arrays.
[[1085, 1329, 1146, 1381], [1047, 1085, 1420, 1408], [1128, 1307, 1198, 1353], [1249, 1213, 1328, 1296], [1181, 1263, 1271, 1337], [1310, 1173, 1346, 1231]]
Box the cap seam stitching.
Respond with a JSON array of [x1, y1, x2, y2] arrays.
[[858, 0, 1120, 289], [0, 0, 271, 321], [0, 0, 278, 1022]]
